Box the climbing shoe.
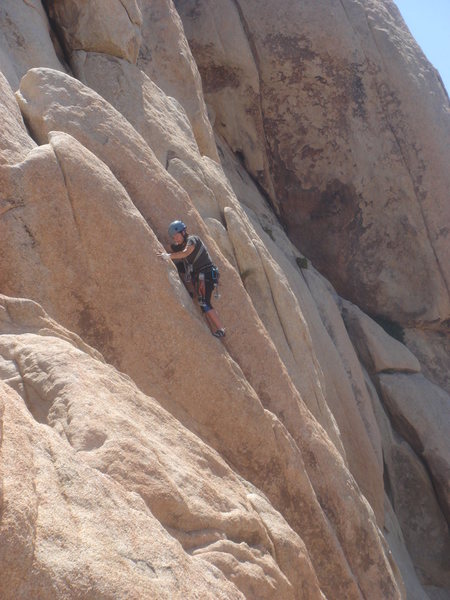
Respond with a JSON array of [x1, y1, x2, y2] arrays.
[[212, 329, 226, 338]]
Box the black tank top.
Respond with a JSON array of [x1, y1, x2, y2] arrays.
[[185, 235, 213, 272]]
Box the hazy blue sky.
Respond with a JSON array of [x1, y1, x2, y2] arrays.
[[394, 0, 450, 93]]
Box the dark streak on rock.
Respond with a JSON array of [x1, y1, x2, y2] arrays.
[[200, 64, 241, 93]]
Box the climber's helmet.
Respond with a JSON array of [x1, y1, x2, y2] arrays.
[[168, 220, 187, 239]]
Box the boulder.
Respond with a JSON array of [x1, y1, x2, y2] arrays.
[[343, 301, 421, 374], [176, 0, 450, 326], [378, 373, 450, 522], [15, 67, 324, 455], [0, 132, 364, 598], [137, 0, 218, 160], [16, 70, 341, 466], [45, 0, 142, 64], [403, 328, 450, 394]]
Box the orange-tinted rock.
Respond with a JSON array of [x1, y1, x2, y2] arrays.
[[0, 118, 400, 597], [0, 294, 324, 600]]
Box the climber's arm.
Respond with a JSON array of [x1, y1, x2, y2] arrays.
[[157, 243, 195, 261]]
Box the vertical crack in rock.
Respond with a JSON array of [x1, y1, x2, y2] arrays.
[[229, 0, 278, 209], [39, 0, 73, 72], [50, 143, 83, 243]]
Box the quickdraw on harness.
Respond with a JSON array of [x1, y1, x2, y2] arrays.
[[211, 265, 220, 299]]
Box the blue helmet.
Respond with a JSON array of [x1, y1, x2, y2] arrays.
[[168, 220, 187, 237]]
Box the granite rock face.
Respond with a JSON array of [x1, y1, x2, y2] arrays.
[[0, 295, 286, 600], [0, 103, 400, 600], [0, 0, 65, 89], [177, 0, 450, 327], [0, 0, 449, 598]]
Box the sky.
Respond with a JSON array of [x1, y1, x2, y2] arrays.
[[393, 0, 450, 93]]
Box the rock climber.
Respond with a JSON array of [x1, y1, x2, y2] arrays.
[[158, 220, 226, 338]]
